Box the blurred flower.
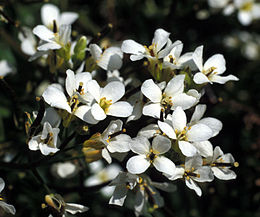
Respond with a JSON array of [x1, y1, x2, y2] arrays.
[[0, 178, 16, 215]]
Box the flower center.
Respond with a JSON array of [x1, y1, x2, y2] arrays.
[[160, 93, 173, 111], [42, 132, 55, 147], [99, 97, 112, 113], [203, 66, 217, 77], [184, 167, 200, 180], [146, 149, 158, 163], [68, 95, 80, 113], [77, 82, 85, 95], [168, 55, 177, 65], [175, 126, 191, 141], [241, 2, 253, 11], [144, 43, 156, 57]]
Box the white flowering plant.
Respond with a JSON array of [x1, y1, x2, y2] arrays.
[[1, 1, 258, 217]]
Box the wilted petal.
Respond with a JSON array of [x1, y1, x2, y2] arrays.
[[212, 167, 237, 180], [185, 178, 202, 196], [210, 74, 239, 84], [65, 203, 89, 214]]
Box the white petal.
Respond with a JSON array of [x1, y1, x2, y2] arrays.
[[137, 124, 160, 139], [153, 156, 175, 176], [204, 54, 226, 75], [37, 42, 61, 51], [121, 40, 145, 55], [171, 106, 186, 132], [109, 185, 128, 206], [213, 146, 224, 162], [59, 24, 71, 45], [99, 47, 123, 71], [238, 11, 252, 26], [210, 74, 239, 84], [185, 155, 203, 169], [193, 72, 210, 84], [28, 136, 41, 151], [212, 167, 237, 180], [91, 103, 106, 120], [168, 166, 185, 180], [141, 79, 162, 102], [89, 44, 102, 61], [33, 25, 54, 42], [130, 136, 150, 155], [134, 189, 145, 215], [193, 166, 214, 182], [171, 93, 196, 110], [42, 85, 71, 113], [74, 105, 99, 124], [65, 203, 89, 214], [106, 101, 133, 117], [185, 179, 202, 196], [41, 4, 59, 27], [198, 117, 223, 137], [152, 135, 171, 154], [0, 201, 16, 215], [39, 144, 59, 155], [102, 148, 112, 164], [60, 12, 78, 25], [101, 81, 125, 103], [190, 104, 206, 124], [187, 124, 213, 142], [126, 155, 150, 174], [65, 69, 76, 97], [192, 45, 203, 72], [108, 134, 131, 153], [21, 39, 36, 55], [158, 121, 176, 139], [164, 74, 185, 97], [178, 141, 197, 157], [152, 28, 170, 52], [87, 80, 101, 102], [142, 102, 161, 119], [0, 178, 4, 192], [192, 141, 213, 158]]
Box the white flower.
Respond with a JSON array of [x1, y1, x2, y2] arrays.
[[169, 155, 214, 196], [189, 104, 223, 137], [141, 75, 197, 119], [28, 122, 60, 155], [192, 45, 239, 84], [44, 194, 88, 217], [18, 27, 37, 56], [51, 162, 78, 179], [83, 120, 131, 164], [33, 24, 71, 51], [235, 0, 260, 25], [85, 162, 122, 197], [42, 69, 98, 124], [163, 41, 195, 70], [87, 80, 133, 121], [126, 135, 175, 176], [126, 91, 143, 123], [0, 60, 14, 77], [41, 3, 78, 29], [89, 44, 123, 71], [0, 178, 16, 215], [121, 28, 178, 61], [205, 146, 238, 180], [208, 0, 229, 8], [109, 172, 138, 206], [158, 106, 213, 157]]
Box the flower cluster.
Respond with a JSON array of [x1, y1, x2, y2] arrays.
[[0, 3, 240, 217]]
